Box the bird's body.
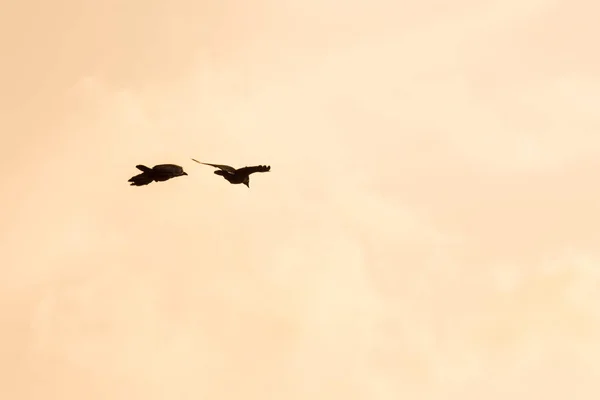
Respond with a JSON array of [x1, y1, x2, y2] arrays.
[[191, 159, 270, 188], [128, 164, 188, 186]]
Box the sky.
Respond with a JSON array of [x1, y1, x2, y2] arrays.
[[1, 0, 600, 398]]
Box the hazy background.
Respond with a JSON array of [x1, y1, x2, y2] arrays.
[[2, 0, 600, 398]]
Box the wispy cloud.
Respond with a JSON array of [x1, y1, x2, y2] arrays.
[[3, 0, 600, 399]]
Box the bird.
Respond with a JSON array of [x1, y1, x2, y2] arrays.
[[191, 158, 270, 188], [128, 164, 188, 186]]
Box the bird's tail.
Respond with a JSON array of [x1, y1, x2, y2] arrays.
[[136, 165, 152, 172]]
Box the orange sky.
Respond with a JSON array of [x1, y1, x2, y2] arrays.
[[2, 0, 600, 398]]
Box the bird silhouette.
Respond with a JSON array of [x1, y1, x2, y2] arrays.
[[191, 158, 270, 188], [128, 164, 188, 186]]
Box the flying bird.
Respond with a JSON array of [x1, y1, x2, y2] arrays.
[[128, 164, 188, 186], [191, 158, 270, 188]]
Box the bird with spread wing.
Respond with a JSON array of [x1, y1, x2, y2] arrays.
[[191, 159, 270, 188]]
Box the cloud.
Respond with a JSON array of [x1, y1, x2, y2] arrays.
[[4, 0, 600, 399]]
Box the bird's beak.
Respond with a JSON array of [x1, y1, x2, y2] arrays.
[[183, 172, 188, 176], [244, 182, 249, 188]]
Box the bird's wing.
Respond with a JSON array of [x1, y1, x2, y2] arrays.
[[135, 165, 152, 172], [191, 159, 237, 174], [236, 165, 271, 175], [128, 172, 153, 186]]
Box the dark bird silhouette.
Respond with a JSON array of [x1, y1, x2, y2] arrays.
[[191, 158, 270, 188], [128, 164, 188, 186]]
